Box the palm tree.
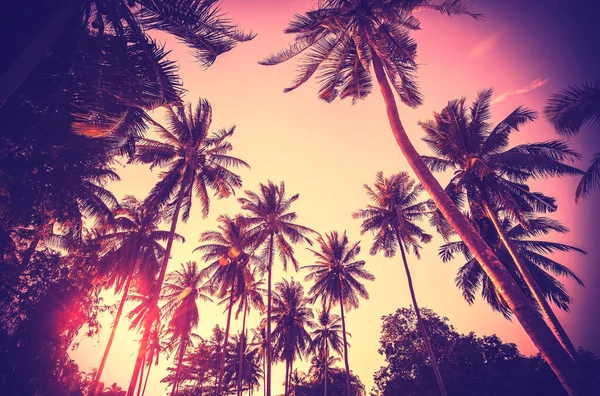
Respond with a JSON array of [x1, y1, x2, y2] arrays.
[[194, 214, 255, 396], [308, 309, 344, 396], [303, 231, 374, 395], [420, 90, 582, 359], [545, 82, 600, 201], [238, 181, 315, 396], [126, 98, 248, 395], [259, 3, 585, 392], [441, 215, 585, 316], [225, 332, 264, 396], [307, 351, 341, 394], [271, 278, 315, 396], [0, 0, 254, 114], [250, 324, 268, 396], [90, 195, 177, 395], [161, 261, 212, 395], [352, 171, 446, 395]]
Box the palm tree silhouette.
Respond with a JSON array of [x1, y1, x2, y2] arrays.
[[126, 98, 248, 395], [238, 181, 315, 396], [271, 278, 315, 395], [353, 171, 446, 395], [308, 309, 344, 396], [303, 231, 374, 396], [195, 214, 255, 396], [90, 195, 175, 395], [258, 3, 584, 391], [420, 90, 582, 359], [545, 82, 600, 201]]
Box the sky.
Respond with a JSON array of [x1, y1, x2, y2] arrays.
[[70, 1, 600, 394]]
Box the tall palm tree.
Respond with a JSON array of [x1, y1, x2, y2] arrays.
[[441, 215, 585, 317], [225, 332, 264, 396], [308, 309, 344, 396], [90, 195, 177, 396], [420, 90, 582, 359], [161, 261, 212, 395], [259, 3, 585, 392], [271, 278, 315, 396], [238, 181, 315, 396], [303, 231, 374, 396], [126, 97, 248, 395], [352, 171, 446, 395], [307, 351, 341, 394], [250, 324, 268, 396], [0, 0, 254, 114], [194, 214, 255, 396], [545, 82, 600, 201]]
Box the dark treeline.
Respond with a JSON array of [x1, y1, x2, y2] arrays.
[[1, 1, 599, 396]]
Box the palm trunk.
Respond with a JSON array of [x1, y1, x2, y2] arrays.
[[266, 233, 275, 396], [137, 355, 145, 396], [0, 0, 79, 109], [482, 201, 579, 359], [127, 187, 185, 396], [238, 301, 248, 396], [288, 360, 293, 395], [263, 352, 266, 396], [217, 284, 236, 395], [91, 256, 141, 396], [370, 51, 583, 395], [284, 359, 290, 396], [397, 239, 447, 396], [339, 298, 351, 396], [171, 338, 187, 396], [141, 362, 152, 396], [324, 339, 328, 396]]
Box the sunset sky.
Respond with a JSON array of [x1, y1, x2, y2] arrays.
[[70, 1, 600, 394]]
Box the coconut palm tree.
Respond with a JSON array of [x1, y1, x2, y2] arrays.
[[126, 98, 248, 395], [259, 3, 584, 392], [420, 90, 583, 359], [238, 181, 315, 396], [0, 0, 254, 116], [352, 171, 446, 395], [307, 351, 341, 394], [271, 278, 315, 396], [161, 261, 212, 395], [250, 324, 268, 396], [441, 215, 585, 316], [545, 82, 600, 201], [194, 214, 256, 395], [225, 332, 264, 396], [90, 195, 177, 396], [308, 309, 344, 396], [303, 231, 374, 395]]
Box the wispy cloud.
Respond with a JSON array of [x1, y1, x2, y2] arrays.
[[491, 78, 550, 104], [469, 31, 503, 60]]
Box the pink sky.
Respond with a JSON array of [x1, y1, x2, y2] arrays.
[[70, 1, 600, 394]]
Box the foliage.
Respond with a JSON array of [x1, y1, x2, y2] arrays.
[[290, 367, 366, 396]]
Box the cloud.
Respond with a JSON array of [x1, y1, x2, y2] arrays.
[[469, 31, 503, 60], [491, 78, 550, 104]]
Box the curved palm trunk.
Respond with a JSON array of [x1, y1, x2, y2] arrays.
[[0, 0, 79, 109], [482, 202, 579, 359], [141, 362, 152, 396], [339, 298, 351, 396], [265, 233, 275, 396], [127, 188, 185, 396], [237, 301, 248, 396], [137, 355, 145, 396], [217, 284, 236, 395], [91, 256, 141, 396], [397, 239, 447, 396], [370, 51, 583, 395]]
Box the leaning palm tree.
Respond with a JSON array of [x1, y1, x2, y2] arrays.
[[545, 82, 600, 201], [238, 181, 315, 396], [308, 309, 344, 396], [194, 214, 255, 396], [271, 278, 315, 396], [259, 3, 584, 392], [90, 195, 176, 396], [161, 261, 212, 395], [353, 171, 446, 395], [420, 90, 582, 360], [442, 215, 585, 318], [126, 98, 248, 395], [303, 231, 374, 396]]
